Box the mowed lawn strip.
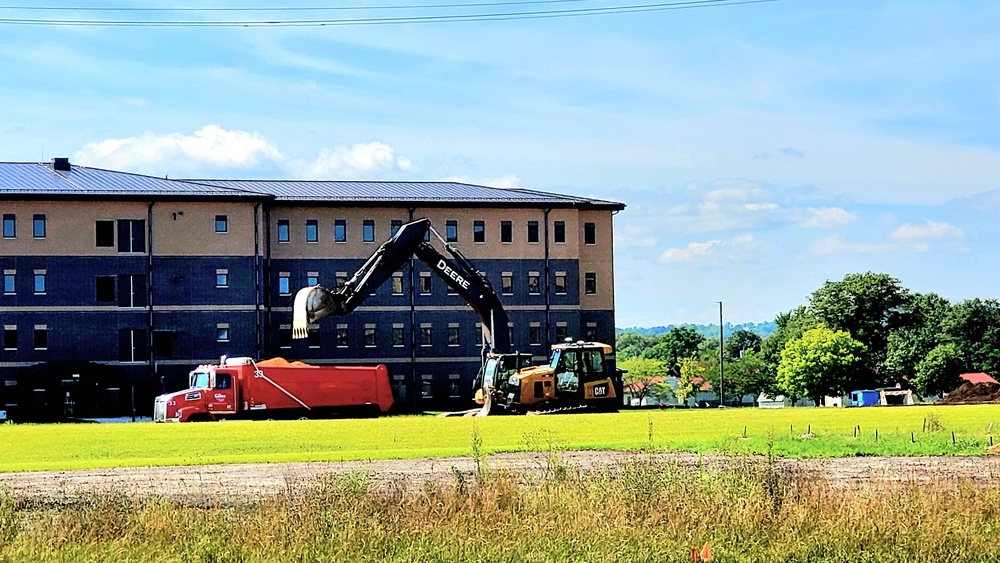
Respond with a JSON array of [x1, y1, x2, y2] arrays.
[[1, 405, 997, 472]]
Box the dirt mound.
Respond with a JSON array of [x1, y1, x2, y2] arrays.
[[939, 382, 1000, 405], [257, 357, 310, 367]]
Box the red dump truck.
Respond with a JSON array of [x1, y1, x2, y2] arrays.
[[153, 357, 393, 422]]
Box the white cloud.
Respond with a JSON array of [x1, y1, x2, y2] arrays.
[[75, 125, 283, 174], [305, 141, 414, 179], [658, 234, 757, 263], [798, 207, 858, 228], [890, 220, 964, 242]]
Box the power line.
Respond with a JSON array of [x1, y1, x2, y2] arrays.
[[0, 0, 784, 27]]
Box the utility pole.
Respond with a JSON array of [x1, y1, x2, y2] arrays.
[[718, 301, 724, 408]]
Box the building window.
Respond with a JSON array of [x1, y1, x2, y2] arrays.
[[392, 325, 405, 347], [308, 328, 321, 348], [554, 273, 567, 295], [449, 374, 461, 398], [334, 219, 347, 243], [585, 323, 598, 342], [419, 273, 431, 294], [391, 220, 403, 237], [32, 214, 46, 238], [336, 272, 348, 290], [95, 221, 114, 247], [584, 222, 596, 245], [446, 281, 457, 295], [529, 324, 542, 345], [118, 274, 147, 307], [554, 221, 566, 244], [33, 271, 46, 294], [364, 325, 377, 347], [555, 324, 569, 342], [3, 272, 14, 294], [215, 215, 228, 233], [96, 276, 115, 302], [585, 272, 597, 295], [448, 325, 460, 346], [421, 375, 433, 399], [306, 272, 319, 287], [117, 219, 145, 253], [118, 328, 148, 362], [363, 220, 376, 243], [501, 273, 513, 295], [446, 220, 458, 243], [527, 221, 539, 244], [508, 324, 515, 347], [278, 326, 292, 349], [216, 269, 229, 288], [2, 214, 14, 238], [305, 219, 319, 243], [500, 221, 512, 244], [277, 220, 290, 243], [153, 330, 173, 358], [3, 327, 16, 350], [473, 221, 485, 243], [527, 273, 540, 295], [33, 326, 48, 350], [336, 325, 349, 347], [420, 325, 432, 346], [391, 272, 404, 295], [278, 274, 290, 296], [216, 325, 230, 343]]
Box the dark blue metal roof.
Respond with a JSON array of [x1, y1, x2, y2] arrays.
[[0, 161, 624, 210], [187, 179, 625, 209], [0, 162, 264, 199]]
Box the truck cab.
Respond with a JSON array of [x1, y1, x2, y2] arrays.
[[153, 359, 242, 422]]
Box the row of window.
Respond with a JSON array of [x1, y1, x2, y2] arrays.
[[278, 271, 599, 296], [2, 269, 599, 303], [276, 218, 599, 246], [3, 214, 600, 248], [1, 321, 599, 359], [280, 322, 599, 349]]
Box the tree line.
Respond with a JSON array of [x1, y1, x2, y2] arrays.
[[617, 272, 999, 406]]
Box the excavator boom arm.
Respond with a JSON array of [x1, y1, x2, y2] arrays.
[[292, 218, 509, 353]]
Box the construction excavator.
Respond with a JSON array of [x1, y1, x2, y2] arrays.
[[292, 218, 622, 415]]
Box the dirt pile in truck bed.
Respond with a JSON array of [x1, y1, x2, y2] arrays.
[[938, 382, 1000, 405]]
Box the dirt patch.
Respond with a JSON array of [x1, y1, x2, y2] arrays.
[[939, 382, 1000, 405], [2, 451, 1000, 504]]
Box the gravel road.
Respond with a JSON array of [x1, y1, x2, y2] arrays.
[[3, 451, 999, 504]]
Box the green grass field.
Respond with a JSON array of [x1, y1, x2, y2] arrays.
[[1, 404, 998, 472]]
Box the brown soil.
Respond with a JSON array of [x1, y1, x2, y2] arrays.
[[938, 382, 1000, 405], [2, 452, 999, 504]]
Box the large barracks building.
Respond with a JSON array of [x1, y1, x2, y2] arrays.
[[0, 158, 624, 420]]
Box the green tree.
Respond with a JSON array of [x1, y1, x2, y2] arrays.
[[777, 327, 867, 405], [722, 351, 771, 405], [615, 331, 658, 359], [619, 357, 672, 404], [940, 298, 1000, 375], [676, 356, 716, 405], [725, 329, 762, 361], [913, 343, 966, 397], [807, 272, 912, 383], [641, 326, 706, 377], [759, 307, 819, 387], [884, 292, 951, 381]]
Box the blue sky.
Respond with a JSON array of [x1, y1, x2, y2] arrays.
[[2, 1, 999, 326]]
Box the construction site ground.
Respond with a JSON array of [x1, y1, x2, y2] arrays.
[[3, 451, 1000, 504]]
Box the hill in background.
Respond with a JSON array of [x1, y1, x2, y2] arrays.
[[616, 322, 777, 339]]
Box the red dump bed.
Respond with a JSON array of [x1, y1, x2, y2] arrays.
[[229, 362, 394, 414]]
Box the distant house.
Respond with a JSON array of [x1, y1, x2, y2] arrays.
[[960, 372, 999, 385]]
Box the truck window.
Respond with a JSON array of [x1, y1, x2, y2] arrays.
[[190, 371, 210, 389], [216, 373, 232, 389]]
